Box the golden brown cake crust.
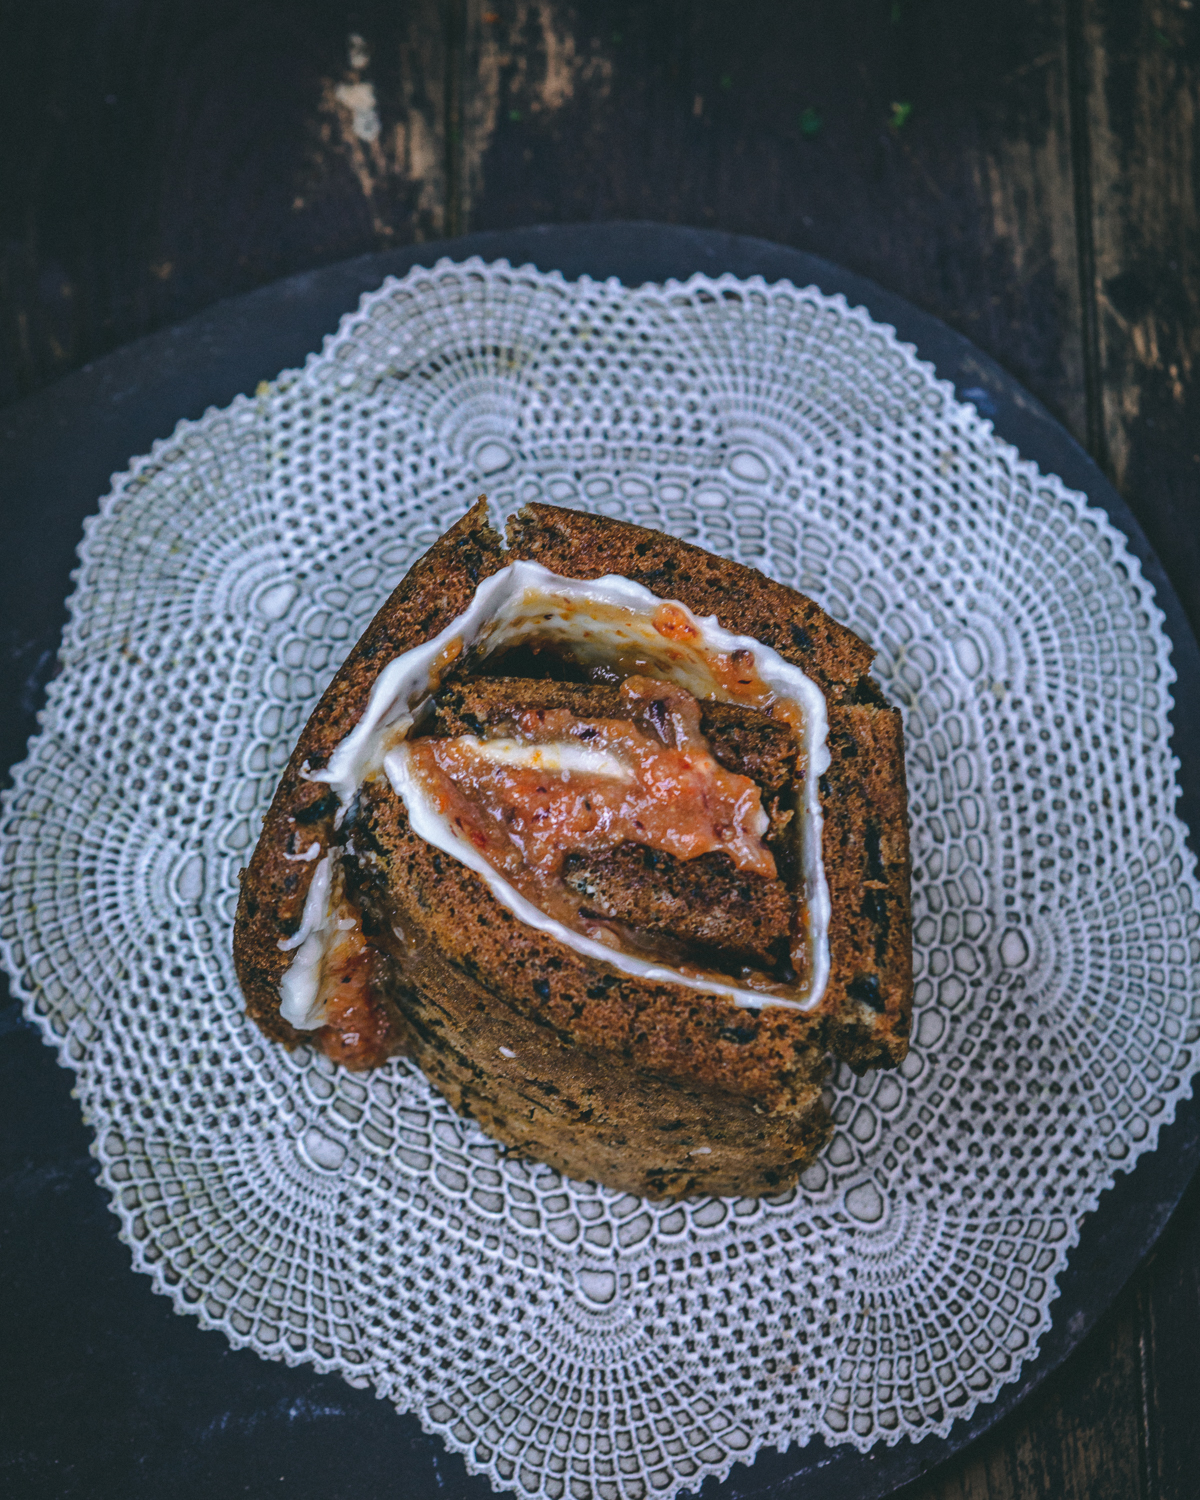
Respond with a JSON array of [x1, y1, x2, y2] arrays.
[[233, 499, 505, 1054], [506, 504, 877, 697], [233, 500, 913, 1197]]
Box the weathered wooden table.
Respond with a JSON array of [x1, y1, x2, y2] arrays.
[[2, 5, 1198, 1497]]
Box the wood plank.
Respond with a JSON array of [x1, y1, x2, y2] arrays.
[[458, 0, 1087, 440], [1082, 0, 1200, 631], [919, 1285, 1149, 1499], [0, 0, 447, 407], [914, 1187, 1200, 1500], [1139, 1175, 1200, 1499], [918, 1177, 1200, 1499], [1, 6, 1196, 1495], [917, 7, 1200, 1490]]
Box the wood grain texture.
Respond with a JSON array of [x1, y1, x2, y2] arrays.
[[920, 1301, 1146, 1500], [1082, 0, 1200, 635], [1137, 1172, 1200, 1500], [0, 0, 448, 406], [0, 3, 1198, 1496], [459, 0, 1087, 439], [915, 1178, 1200, 1500]]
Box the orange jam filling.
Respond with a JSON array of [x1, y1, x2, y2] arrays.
[[405, 676, 776, 906], [651, 605, 808, 744], [314, 903, 396, 1070]]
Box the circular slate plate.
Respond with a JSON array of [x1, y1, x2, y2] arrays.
[[2, 223, 1198, 1500]]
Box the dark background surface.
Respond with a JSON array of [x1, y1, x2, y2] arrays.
[[2, 5, 1199, 1499]]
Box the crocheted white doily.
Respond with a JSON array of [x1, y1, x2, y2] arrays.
[[3, 259, 1198, 1500]]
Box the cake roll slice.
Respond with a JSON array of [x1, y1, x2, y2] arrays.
[[430, 674, 799, 971], [234, 500, 912, 1197]]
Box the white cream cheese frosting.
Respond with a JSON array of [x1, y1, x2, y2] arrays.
[[282, 562, 832, 1023], [442, 734, 635, 781], [276, 852, 335, 1028]]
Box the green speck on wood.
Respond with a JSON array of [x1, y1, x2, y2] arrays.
[[800, 107, 823, 138], [719, 73, 733, 92], [508, 108, 523, 122], [1153, 27, 1173, 49], [889, 100, 912, 131]]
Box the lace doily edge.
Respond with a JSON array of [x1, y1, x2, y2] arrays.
[[1, 256, 1197, 1490]]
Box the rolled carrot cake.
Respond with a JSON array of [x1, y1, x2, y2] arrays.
[[234, 501, 912, 1198]]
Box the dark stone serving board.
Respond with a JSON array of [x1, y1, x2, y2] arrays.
[[2, 223, 1197, 1500]]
